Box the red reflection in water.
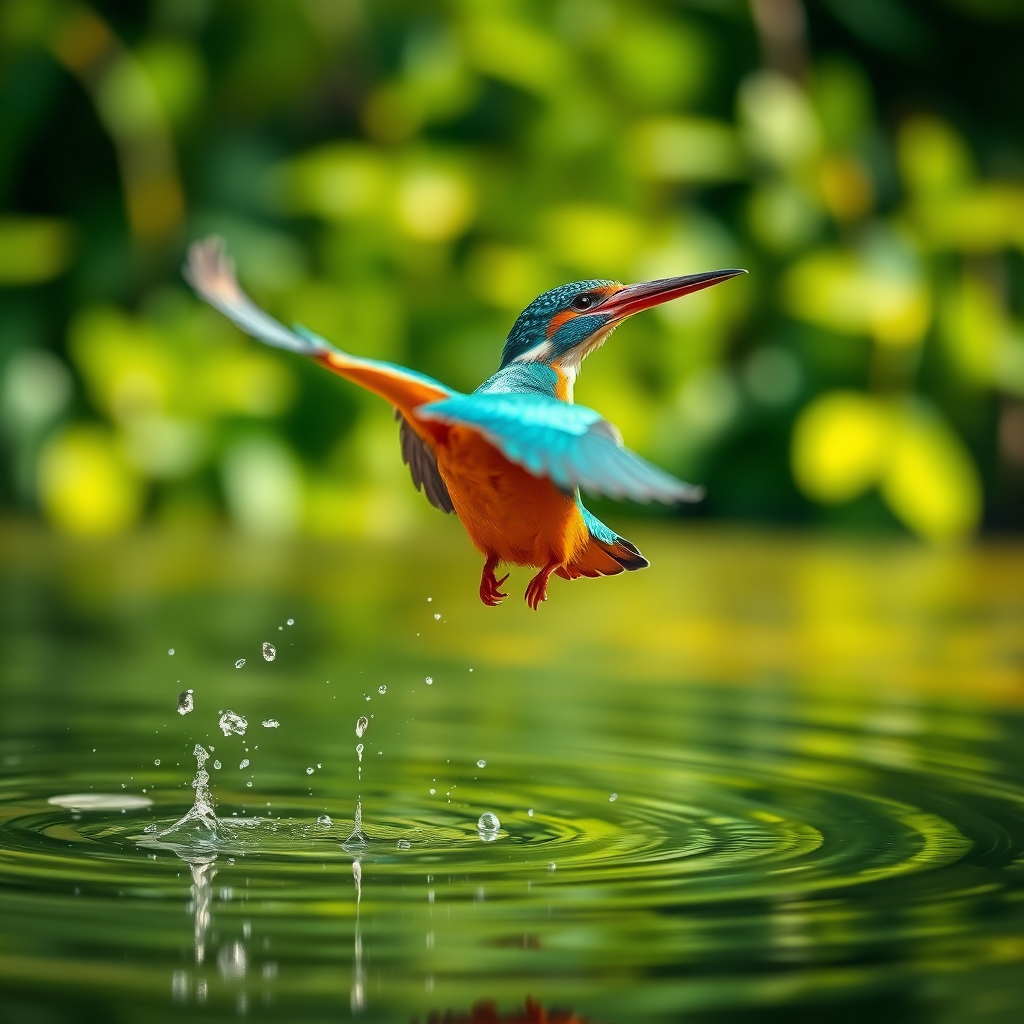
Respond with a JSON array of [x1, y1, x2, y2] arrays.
[[417, 997, 592, 1024]]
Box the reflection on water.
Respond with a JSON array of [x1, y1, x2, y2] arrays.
[[192, 858, 215, 968], [0, 527, 1023, 1023], [352, 859, 365, 1014]]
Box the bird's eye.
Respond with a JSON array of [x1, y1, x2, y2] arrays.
[[571, 293, 595, 311]]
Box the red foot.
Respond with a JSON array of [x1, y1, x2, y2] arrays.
[[479, 555, 509, 607], [525, 560, 559, 610]]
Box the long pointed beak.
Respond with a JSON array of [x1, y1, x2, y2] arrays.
[[601, 268, 746, 320]]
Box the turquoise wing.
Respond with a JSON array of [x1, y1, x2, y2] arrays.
[[417, 393, 703, 504], [184, 237, 453, 397], [184, 237, 333, 357], [184, 237, 456, 512]]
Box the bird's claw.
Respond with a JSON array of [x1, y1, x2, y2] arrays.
[[479, 562, 509, 606], [524, 563, 556, 610]]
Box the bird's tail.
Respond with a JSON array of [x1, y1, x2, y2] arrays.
[[184, 237, 453, 414], [557, 505, 650, 580], [557, 532, 649, 579]]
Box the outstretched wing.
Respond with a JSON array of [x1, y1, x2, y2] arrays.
[[184, 237, 454, 413], [185, 236, 458, 512], [416, 393, 703, 504]]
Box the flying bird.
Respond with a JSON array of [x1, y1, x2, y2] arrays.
[[185, 238, 744, 608]]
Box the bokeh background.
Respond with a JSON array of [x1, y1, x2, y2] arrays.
[[2, 0, 1023, 543]]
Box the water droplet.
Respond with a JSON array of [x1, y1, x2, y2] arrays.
[[234, 659, 245, 669], [425, 676, 433, 685], [262, 642, 276, 662], [317, 814, 332, 827], [286, 618, 294, 626], [239, 759, 250, 770], [477, 812, 500, 840], [527, 808, 534, 817], [262, 719, 279, 729], [429, 788, 435, 795], [355, 716, 368, 738], [218, 711, 247, 736], [245, 781, 252, 787], [213, 760, 221, 770], [477, 759, 487, 769], [396, 839, 411, 850], [176, 690, 194, 716], [356, 743, 364, 762], [168, 648, 175, 656], [433, 613, 441, 620], [609, 793, 617, 802], [306, 767, 314, 775], [153, 759, 161, 766], [378, 685, 387, 694], [427, 597, 432, 602]]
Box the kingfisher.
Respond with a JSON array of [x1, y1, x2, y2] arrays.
[[185, 238, 744, 609]]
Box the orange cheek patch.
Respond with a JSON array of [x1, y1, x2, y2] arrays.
[[545, 309, 576, 339]]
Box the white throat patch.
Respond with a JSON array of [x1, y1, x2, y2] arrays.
[[552, 320, 620, 400], [512, 320, 621, 404]]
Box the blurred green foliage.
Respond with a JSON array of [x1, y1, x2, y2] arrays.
[[0, 0, 1022, 540]]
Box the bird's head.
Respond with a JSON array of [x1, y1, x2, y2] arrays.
[[500, 269, 746, 373]]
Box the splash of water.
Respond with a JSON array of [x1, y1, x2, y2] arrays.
[[262, 719, 279, 729], [157, 745, 218, 840], [345, 798, 367, 847], [176, 690, 194, 715]]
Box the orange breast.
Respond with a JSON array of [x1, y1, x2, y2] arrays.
[[433, 425, 589, 569]]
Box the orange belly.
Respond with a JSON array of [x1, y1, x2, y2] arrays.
[[434, 426, 589, 568]]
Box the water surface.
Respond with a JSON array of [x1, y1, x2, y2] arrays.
[[1, 526, 1023, 1022]]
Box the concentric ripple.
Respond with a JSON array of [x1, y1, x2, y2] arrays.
[[1, 706, 1023, 1024], [0, 745, 985, 902]]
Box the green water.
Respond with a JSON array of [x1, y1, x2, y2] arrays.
[[2, 526, 1023, 1023]]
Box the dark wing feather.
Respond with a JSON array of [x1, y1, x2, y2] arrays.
[[396, 411, 455, 514]]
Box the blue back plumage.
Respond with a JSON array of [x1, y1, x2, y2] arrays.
[[475, 361, 560, 398]]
